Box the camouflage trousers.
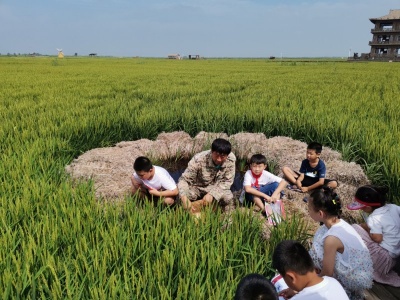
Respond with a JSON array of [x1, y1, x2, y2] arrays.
[[179, 185, 233, 205]]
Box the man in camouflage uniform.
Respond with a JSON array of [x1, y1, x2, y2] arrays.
[[178, 138, 236, 213]]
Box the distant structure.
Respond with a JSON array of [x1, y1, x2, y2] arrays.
[[188, 54, 200, 60], [89, 53, 97, 57], [368, 9, 400, 61], [57, 48, 64, 58], [167, 54, 181, 59]]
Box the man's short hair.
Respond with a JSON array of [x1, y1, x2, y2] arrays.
[[307, 142, 322, 154], [250, 154, 267, 165], [133, 156, 153, 172], [211, 138, 231, 155], [272, 240, 315, 277], [234, 273, 278, 300]]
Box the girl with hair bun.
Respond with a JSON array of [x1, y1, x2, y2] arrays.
[[308, 187, 373, 300], [348, 185, 400, 287]]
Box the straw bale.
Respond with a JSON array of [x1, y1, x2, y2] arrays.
[[152, 131, 195, 160], [192, 131, 229, 153], [325, 160, 369, 186], [229, 132, 267, 159], [65, 131, 370, 228]]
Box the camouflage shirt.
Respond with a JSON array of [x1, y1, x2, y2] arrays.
[[178, 150, 236, 200]]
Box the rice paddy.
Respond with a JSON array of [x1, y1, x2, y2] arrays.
[[1, 57, 399, 298]]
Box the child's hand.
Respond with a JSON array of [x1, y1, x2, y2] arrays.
[[271, 191, 281, 202], [301, 186, 309, 192], [264, 195, 273, 203]]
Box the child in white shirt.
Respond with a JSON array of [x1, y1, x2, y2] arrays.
[[308, 187, 373, 300], [131, 156, 178, 206], [243, 154, 287, 212], [348, 185, 400, 287], [272, 240, 349, 300]]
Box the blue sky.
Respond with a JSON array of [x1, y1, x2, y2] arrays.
[[0, 0, 399, 57]]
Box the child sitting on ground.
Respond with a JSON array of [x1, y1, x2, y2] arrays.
[[307, 187, 373, 300], [234, 273, 278, 300], [282, 142, 337, 193], [243, 154, 287, 212], [131, 156, 178, 206], [348, 185, 400, 287], [272, 240, 349, 299]]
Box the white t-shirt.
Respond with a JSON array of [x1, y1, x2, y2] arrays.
[[133, 166, 177, 191], [243, 170, 282, 187], [367, 204, 400, 257], [292, 276, 349, 300], [309, 220, 373, 295]]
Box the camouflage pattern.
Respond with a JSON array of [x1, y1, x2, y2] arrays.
[[178, 150, 236, 203]]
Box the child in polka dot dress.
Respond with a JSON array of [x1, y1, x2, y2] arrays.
[[307, 187, 373, 300]]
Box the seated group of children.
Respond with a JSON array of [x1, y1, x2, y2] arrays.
[[236, 186, 399, 300], [131, 142, 400, 299], [131, 142, 335, 211]]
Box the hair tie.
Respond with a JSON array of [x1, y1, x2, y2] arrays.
[[332, 199, 336, 205]]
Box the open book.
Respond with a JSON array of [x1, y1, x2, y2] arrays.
[[271, 274, 288, 300], [265, 200, 285, 225]]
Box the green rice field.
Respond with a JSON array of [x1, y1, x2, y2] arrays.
[[0, 57, 399, 298]]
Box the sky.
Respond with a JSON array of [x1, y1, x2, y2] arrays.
[[0, 0, 399, 58]]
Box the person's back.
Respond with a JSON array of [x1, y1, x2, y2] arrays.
[[366, 203, 400, 257], [272, 240, 349, 300], [292, 276, 348, 300]]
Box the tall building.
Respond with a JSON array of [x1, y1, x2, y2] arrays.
[[369, 9, 400, 60]]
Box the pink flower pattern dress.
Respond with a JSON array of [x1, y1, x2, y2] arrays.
[[309, 220, 373, 300]]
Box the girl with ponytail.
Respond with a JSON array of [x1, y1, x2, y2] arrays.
[[308, 187, 373, 300]]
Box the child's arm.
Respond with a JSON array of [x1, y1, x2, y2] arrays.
[[370, 233, 383, 243], [366, 217, 384, 243], [244, 185, 272, 202], [149, 187, 178, 197], [271, 179, 287, 201], [359, 222, 370, 233], [320, 235, 343, 277], [131, 175, 145, 195]]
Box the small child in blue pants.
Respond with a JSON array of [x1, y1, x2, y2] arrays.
[[242, 154, 287, 212]]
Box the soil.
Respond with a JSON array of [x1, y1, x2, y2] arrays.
[[65, 131, 370, 233]]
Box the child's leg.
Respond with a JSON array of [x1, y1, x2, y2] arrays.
[[353, 224, 400, 286], [253, 196, 265, 211], [281, 167, 298, 184], [244, 193, 264, 211], [259, 182, 279, 197]]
